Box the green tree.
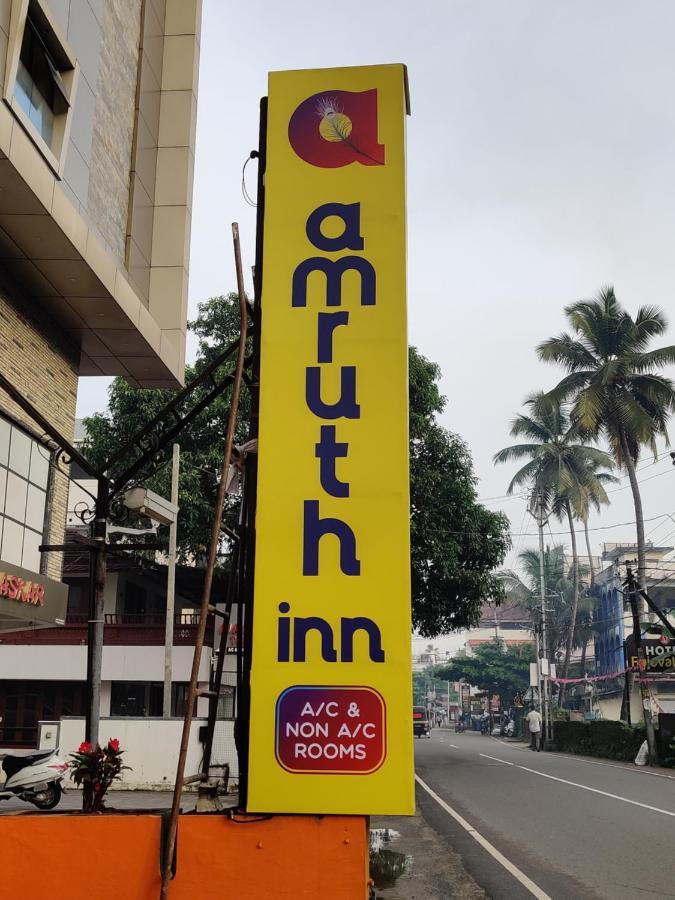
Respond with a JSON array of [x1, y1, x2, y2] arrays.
[[493, 392, 614, 683], [436, 640, 535, 708], [537, 286, 675, 588], [500, 546, 594, 675], [82, 297, 511, 635], [410, 349, 511, 636], [82, 294, 248, 561]]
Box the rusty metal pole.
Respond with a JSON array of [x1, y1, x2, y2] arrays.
[[160, 224, 249, 899]]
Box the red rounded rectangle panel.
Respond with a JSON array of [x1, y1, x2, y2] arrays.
[[276, 685, 386, 774]]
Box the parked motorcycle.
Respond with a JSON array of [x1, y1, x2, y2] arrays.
[[0, 749, 68, 809]]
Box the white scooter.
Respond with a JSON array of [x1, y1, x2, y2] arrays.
[[0, 748, 68, 809]]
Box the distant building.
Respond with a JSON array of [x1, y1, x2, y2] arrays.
[[464, 601, 533, 655], [594, 543, 675, 676], [593, 542, 675, 721]]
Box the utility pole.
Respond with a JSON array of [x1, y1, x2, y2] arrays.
[[86, 479, 108, 747], [625, 563, 658, 765], [530, 494, 552, 746], [163, 444, 180, 718]]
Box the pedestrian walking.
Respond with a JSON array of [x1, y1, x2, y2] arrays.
[[525, 706, 542, 751]]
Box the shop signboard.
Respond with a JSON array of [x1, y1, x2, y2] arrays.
[[0, 559, 68, 632], [248, 64, 413, 815], [626, 635, 675, 673]]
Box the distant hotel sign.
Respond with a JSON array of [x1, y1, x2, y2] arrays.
[[626, 635, 675, 673], [0, 559, 68, 632]]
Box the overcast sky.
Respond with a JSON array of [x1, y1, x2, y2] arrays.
[[77, 0, 675, 581]]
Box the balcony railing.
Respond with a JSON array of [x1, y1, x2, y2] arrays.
[[0, 613, 213, 646]]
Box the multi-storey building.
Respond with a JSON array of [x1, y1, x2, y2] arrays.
[[593, 542, 675, 721], [0, 0, 202, 747]]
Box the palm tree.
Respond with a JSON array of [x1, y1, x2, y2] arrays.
[[494, 392, 615, 684], [501, 546, 584, 660], [537, 287, 675, 589], [575, 459, 619, 584], [501, 547, 595, 688]]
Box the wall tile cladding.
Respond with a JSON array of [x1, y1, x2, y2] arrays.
[[0, 273, 78, 581], [87, 0, 142, 266], [125, 0, 165, 305]]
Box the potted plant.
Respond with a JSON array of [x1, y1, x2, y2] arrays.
[[69, 738, 130, 812]]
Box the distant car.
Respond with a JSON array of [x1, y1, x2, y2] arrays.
[[413, 706, 431, 738]]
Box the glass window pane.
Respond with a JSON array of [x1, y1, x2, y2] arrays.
[[29, 443, 50, 488], [22, 528, 41, 571], [8, 429, 30, 478], [14, 60, 33, 120], [4, 472, 27, 522], [149, 683, 163, 717], [0, 419, 9, 466], [25, 484, 46, 532], [0, 468, 6, 514], [1, 519, 23, 566], [111, 682, 149, 717]]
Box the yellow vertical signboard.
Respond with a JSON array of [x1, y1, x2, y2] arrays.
[[248, 64, 413, 815]]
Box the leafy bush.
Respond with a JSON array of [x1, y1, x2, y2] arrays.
[[553, 721, 646, 761]]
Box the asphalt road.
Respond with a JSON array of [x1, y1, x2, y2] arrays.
[[415, 729, 675, 900]]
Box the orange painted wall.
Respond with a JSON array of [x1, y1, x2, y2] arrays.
[[0, 813, 368, 900]]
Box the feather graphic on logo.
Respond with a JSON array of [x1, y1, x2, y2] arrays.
[[315, 96, 381, 164]]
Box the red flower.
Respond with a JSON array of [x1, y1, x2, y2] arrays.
[[108, 738, 120, 752], [78, 741, 92, 753]]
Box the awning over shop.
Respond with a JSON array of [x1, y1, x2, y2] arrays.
[[0, 559, 68, 632]]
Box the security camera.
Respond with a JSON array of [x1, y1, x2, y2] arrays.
[[122, 487, 178, 526]]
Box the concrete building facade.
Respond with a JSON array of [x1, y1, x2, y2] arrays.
[[0, 0, 202, 748]]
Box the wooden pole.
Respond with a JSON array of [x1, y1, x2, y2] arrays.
[[160, 225, 248, 898]]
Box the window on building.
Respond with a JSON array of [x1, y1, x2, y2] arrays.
[[171, 683, 196, 718], [0, 415, 50, 571], [110, 682, 163, 718], [14, 14, 69, 146], [65, 582, 88, 621], [123, 581, 149, 621], [4, 0, 78, 172], [217, 685, 236, 720]]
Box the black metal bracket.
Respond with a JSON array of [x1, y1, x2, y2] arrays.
[[638, 588, 675, 636], [0, 370, 106, 483]]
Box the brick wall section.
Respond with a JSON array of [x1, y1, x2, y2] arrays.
[[88, 0, 143, 265], [0, 276, 79, 582]]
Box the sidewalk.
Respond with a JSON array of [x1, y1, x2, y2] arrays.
[[370, 810, 486, 899]]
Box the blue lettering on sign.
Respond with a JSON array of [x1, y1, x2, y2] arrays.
[[277, 603, 384, 664], [277, 201, 385, 663]]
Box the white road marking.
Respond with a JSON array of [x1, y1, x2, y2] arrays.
[[448, 743, 460, 749], [516, 764, 675, 818], [480, 753, 515, 766], [415, 774, 552, 900]]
